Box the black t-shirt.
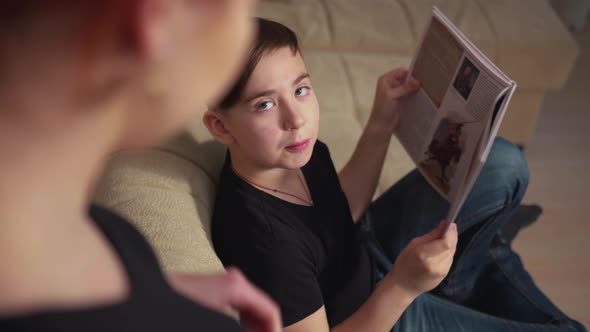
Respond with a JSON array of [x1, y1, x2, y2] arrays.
[[0, 206, 243, 332], [212, 141, 375, 327]]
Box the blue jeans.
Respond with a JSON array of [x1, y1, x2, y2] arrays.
[[360, 138, 586, 332]]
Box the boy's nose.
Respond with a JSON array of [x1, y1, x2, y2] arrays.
[[283, 103, 306, 131]]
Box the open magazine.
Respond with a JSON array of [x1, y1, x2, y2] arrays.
[[396, 7, 516, 232]]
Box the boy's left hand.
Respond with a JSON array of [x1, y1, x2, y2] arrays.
[[368, 68, 420, 137]]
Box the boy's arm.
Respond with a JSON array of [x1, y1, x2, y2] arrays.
[[284, 282, 414, 332], [338, 68, 420, 222], [338, 126, 391, 222], [331, 279, 415, 332], [284, 222, 457, 332]]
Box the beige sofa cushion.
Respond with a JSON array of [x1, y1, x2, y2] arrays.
[[323, 0, 415, 53], [304, 52, 357, 117], [341, 54, 413, 124], [95, 131, 227, 273], [401, 0, 496, 58], [259, 0, 578, 90]]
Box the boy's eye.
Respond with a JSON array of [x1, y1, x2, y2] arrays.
[[295, 86, 310, 97], [256, 101, 274, 111]]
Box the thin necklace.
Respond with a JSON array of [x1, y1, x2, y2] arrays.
[[231, 166, 313, 206]]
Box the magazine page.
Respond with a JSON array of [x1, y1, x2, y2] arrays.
[[446, 87, 515, 224], [433, 7, 512, 85], [395, 7, 514, 210]]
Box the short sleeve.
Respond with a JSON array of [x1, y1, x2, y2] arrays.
[[308, 141, 341, 187], [233, 240, 324, 327]]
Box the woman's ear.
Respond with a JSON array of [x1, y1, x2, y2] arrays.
[[203, 110, 235, 145], [133, 0, 173, 61]]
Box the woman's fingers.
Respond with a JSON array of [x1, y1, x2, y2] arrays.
[[222, 268, 283, 332], [167, 269, 282, 332]]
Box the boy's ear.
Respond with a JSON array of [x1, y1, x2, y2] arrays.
[[203, 110, 234, 145]]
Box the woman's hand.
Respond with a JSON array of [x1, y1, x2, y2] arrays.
[[167, 267, 282, 332], [367, 68, 420, 139], [384, 221, 458, 299]]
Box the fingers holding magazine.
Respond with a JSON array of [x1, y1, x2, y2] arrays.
[[385, 220, 458, 299], [367, 67, 420, 137]]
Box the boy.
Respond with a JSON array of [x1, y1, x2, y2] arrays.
[[204, 18, 585, 332]]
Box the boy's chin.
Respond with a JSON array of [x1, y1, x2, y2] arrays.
[[281, 152, 313, 169]]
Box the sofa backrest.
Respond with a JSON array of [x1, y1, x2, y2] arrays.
[[94, 122, 228, 273]]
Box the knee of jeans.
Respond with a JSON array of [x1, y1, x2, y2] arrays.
[[487, 137, 529, 201], [560, 319, 589, 332], [569, 319, 588, 332]]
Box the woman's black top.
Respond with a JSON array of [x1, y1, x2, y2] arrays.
[[0, 205, 243, 331]]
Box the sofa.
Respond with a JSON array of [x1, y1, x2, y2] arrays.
[[94, 0, 578, 274]]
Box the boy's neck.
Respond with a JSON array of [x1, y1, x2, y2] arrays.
[[229, 150, 295, 189], [227, 146, 315, 206]]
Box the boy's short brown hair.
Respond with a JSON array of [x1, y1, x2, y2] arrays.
[[217, 18, 300, 109]]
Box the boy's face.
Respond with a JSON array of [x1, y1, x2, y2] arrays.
[[222, 47, 320, 170]]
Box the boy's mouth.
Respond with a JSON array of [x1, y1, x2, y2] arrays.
[[286, 139, 310, 152]]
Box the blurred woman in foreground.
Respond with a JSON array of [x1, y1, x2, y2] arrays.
[[0, 1, 280, 331]]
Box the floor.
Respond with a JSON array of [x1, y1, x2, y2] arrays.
[[514, 22, 590, 328]]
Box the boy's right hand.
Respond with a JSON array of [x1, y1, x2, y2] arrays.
[[366, 68, 420, 139], [384, 221, 458, 299]]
